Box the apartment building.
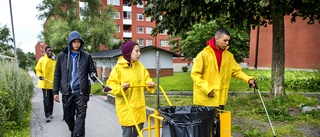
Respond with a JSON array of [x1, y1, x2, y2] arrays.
[[35, 0, 191, 71], [100, 0, 191, 71]]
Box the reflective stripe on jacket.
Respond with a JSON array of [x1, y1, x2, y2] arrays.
[[36, 54, 56, 89], [191, 46, 253, 106], [106, 56, 155, 126]]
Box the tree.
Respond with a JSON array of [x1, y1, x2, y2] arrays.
[[170, 20, 250, 63], [134, 0, 320, 97], [37, 0, 117, 53], [0, 24, 13, 56], [16, 48, 28, 69], [26, 52, 36, 67]]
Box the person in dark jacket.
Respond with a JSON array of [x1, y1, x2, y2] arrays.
[[53, 30, 97, 137]]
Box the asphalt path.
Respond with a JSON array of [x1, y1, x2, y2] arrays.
[[29, 71, 123, 137]]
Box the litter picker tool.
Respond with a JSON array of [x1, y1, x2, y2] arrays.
[[253, 82, 276, 137], [44, 78, 53, 83], [91, 74, 106, 88]]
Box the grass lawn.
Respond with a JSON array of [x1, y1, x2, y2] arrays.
[[151, 69, 270, 92]]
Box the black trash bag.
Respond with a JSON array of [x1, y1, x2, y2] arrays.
[[158, 106, 216, 137]]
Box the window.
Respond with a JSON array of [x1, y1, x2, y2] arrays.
[[79, 7, 86, 19], [159, 15, 163, 20], [146, 16, 151, 22], [160, 40, 169, 46], [79, 1, 88, 20], [137, 14, 143, 21], [146, 27, 152, 34], [137, 26, 144, 33], [160, 29, 168, 35], [123, 11, 132, 19], [137, 39, 144, 46], [108, 0, 120, 5], [41, 52, 44, 54], [111, 12, 120, 19], [123, 0, 131, 6], [123, 25, 131, 32], [137, 2, 144, 8], [41, 47, 44, 50], [116, 25, 120, 32], [146, 39, 153, 46]]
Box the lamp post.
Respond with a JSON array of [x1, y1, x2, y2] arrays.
[[9, 0, 18, 66]]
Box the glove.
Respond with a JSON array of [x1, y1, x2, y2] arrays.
[[38, 76, 44, 80], [103, 86, 112, 93], [90, 72, 97, 82], [249, 80, 257, 89]]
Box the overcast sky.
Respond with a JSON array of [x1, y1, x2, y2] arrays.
[[0, 0, 43, 53]]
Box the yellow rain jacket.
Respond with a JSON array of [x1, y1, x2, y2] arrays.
[[106, 56, 155, 126], [191, 46, 253, 106], [35, 54, 56, 89]]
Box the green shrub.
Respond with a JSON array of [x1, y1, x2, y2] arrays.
[[0, 60, 33, 135], [181, 66, 189, 72]]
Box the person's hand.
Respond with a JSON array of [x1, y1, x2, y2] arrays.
[[103, 86, 112, 93], [54, 94, 60, 103], [248, 79, 256, 88], [90, 72, 97, 82], [148, 82, 155, 88], [38, 76, 44, 80], [122, 83, 130, 91], [208, 90, 214, 98]]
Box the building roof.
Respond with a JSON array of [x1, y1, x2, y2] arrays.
[[90, 46, 181, 59]]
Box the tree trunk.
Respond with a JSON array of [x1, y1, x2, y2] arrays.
[[270, 13, 286, 97]]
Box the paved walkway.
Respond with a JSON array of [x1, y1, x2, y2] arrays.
[[29, 71, 122, 137]]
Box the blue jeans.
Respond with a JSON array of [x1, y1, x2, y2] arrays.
[[121, 123, 144, 137]]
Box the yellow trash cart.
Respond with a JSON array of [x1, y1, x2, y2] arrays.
[[120, 85, 231, 137]]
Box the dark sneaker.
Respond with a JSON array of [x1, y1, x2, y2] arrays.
[[49, 115, 53, 119], [45, 117, 51, 122]]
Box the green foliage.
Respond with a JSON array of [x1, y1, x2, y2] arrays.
[[226, 94, 320, 136], [181, 66, 188, 72], [172, 20, 250, 62], [135, 0, 320, 35], [0, 24, 13, 56], [17, 48, 29, 70], [37, 0, 118, 53], [136, 0, 320, 96], [0, 61, 34, 136], [109, 39, 124, 50]]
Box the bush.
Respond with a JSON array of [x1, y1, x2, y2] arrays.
[[0, 60, 33, 135], [181, 66, 189, 72]]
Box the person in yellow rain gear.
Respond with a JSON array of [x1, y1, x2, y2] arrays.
[[35, 45, 57, 122], [105, 41, 155, 137], [191, 28, 255, 110]]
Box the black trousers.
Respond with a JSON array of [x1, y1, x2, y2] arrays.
[[42, 89, 54, 118], [62, 92, 89, 137]]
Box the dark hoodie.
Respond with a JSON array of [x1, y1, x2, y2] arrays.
[[53, 31, 97, 95]]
